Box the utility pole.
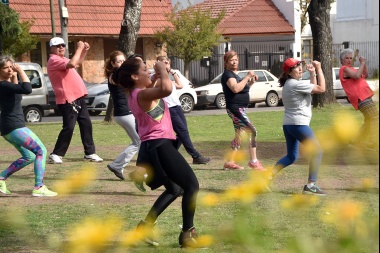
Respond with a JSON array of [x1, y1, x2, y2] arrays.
[[49, 0, 56, 37], [58, 0, 69, 57]]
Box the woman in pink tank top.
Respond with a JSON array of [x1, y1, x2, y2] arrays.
[[112, 58, 201, 248]]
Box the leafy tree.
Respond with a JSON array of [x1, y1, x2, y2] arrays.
[[300, 0, 335, 107], [3, 20, 40, 57], [155, 3, 225, 78], [104, 0, 142, 122], [0, 3, 22, 55]]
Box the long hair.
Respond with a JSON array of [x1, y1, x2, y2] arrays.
[[112, 58, 142, 94], [104, 51, 126, 78], [223, 50, 237, 69]]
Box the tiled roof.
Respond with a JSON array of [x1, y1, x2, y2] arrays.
[[194, 0, 294, 36], [9, 0, 173, 36]]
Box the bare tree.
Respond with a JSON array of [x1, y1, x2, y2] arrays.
[[308, 0, 335, 107], [104, 0, 142, 122]]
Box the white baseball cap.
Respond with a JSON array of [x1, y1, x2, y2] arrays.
[[49, 37, 66, 47]]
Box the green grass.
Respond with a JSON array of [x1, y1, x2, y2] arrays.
[[0, 104, 378, 253]]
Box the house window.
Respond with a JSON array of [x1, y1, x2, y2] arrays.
[[30, 42, 42, 67]]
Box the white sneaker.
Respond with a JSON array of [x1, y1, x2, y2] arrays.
[[84, 154, 103, 162], [49, 154, 63, 164]]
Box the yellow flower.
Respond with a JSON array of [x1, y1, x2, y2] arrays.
[[200, 193, 220, 206], [281, 194, 319, 210], [332, 111, 360, 143], [53, 164, 97, 195], [315, 128, 339, 151], [361, 178, 375, 190], [64, 217, 123, 252], [323, 200, 364, 225], [194, 235, 214, 248]]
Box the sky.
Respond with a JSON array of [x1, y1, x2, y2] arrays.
[[172, 0, 204, 8]]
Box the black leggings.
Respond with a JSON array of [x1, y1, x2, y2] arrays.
[[145, 140, 199, 231]]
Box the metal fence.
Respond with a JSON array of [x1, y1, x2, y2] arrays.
[[171, 40, 379, 86], [332, 41, 379, 78]]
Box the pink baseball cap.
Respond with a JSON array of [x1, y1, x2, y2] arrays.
[[282, 58, 304, 72]]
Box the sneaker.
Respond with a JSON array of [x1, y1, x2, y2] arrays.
[[179, 227, 202, 248], [136, 220, 159, 246], [49, 154, 63, 164], [223, 161, 244, 171], [247, 160, 266, 171], [302, 184, 326, 196], [84, 154, 103, 162], [32, 185, 58, 197], [129, 171, 146, 192], [193, 155, 211, 164], [0, 180, 11, 195], [107, 164, 124, 180]]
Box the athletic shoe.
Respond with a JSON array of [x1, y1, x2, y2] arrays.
[[302, 184, 326, 196], [136, 220, 159, 246], [247, 160, 266, 171], [32, 185, 58, 197], [49, 154, 63, 164], [223, 161, 244, 171], [107, 164, 124, 180], [193, 155, 211, 164], [84, 154, 103, 162], [129, 171, 146, 192], [179, 227, 203, 248], [0, 180, 11, 195]]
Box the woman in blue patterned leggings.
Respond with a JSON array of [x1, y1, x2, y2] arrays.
[[0, 55, 57, 197]]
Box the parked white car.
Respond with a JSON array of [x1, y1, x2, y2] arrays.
[[84, 69, 197, 115], [149, 69, 197, 113], [194, 70, 282, 109]]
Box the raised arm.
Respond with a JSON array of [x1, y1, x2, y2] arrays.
[[227, 70, 257, 93], [67, 41, 89, 69], [310, 61, 325, 94]]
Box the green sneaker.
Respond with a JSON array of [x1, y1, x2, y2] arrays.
[[0, 180, 11, 195], [32, 185, 58, 197]]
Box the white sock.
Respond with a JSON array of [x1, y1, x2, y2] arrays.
[[251, 159, 257, 163], [307, 182, 315, 188]]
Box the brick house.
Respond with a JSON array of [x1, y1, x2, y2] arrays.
[[9, 0, 173, 83]]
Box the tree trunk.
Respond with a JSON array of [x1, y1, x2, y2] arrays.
[[104, 0, 142, 122], [308, 0, 335, 108]]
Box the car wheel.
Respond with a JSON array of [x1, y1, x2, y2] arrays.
[[24, 107, 42, 123], [265, 92, 279, 107], [179, 94, 194, 113], [215, 93, 226, 109], [88, 110, 102, 116]]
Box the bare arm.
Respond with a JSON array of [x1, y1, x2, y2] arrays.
[[138, 62, 172, 110], [344, 56, 367, 79], [226, 70, 257, 93], [170, 70, 183, 89], [310, 61, 325, 94], [66, 41, 88, 69]]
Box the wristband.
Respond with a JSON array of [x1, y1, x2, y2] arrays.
[[311, 74, 317, 77]]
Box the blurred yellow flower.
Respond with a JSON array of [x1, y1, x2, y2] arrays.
[[194, 235, 214, 248], [315, 128, 339, 151], [224, 150, 247, 164], [361, 178, 375, 189], [53, 164, 97, 195], [119, 223, 161, 247], [200, 193, 220, 206], [323, 200, 364, 226], [281, 194, 319, 210], [65, 216, 123, 253], [332, 112, 359, 143]]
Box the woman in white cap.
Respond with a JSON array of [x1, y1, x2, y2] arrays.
[[270, 58, 326, 195]]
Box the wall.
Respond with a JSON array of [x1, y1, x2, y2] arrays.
[[332, 0, 379, 43], [272, 0, 302, 59]]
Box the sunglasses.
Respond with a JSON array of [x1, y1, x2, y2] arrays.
[[54, 44, 66, 48]]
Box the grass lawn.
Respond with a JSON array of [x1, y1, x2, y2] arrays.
[[0, 104, 378, 253]]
